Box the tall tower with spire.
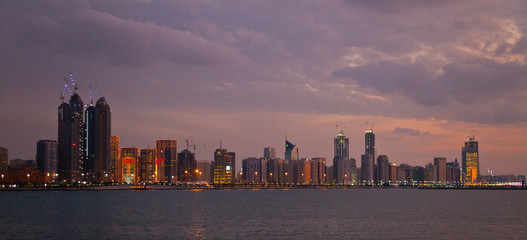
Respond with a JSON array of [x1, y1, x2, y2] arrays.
[[58, 72, 84, 183]]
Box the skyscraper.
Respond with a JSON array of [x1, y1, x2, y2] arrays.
[[0, 146, 7, 172], [462, 136, 479, 183], [361, 154, 374, 184], [213, 148, 235, 184], [178, 149, 196, 182], [334, 129, 349, 160], [156, 140, 177, 183], [333, 129, 350, 183], [434, 157, 447, 184], [365, 129, 375, 157], [242, 157, 262, 183], [285, 140, 299, 161], [36, 140, 58, 182], [84, 104, 95, 177], [264, 147, 276, 159], [120, 147, 139, 184], [361, 129, 375, 184], [110, 136, 120, 182], [376, 155, 390, 184], [93, 97, 111, 182], [139, 148, 156, 183], [58, 92, 84, 183]]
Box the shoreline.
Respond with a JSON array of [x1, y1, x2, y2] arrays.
[[1, 184, 526, 191]]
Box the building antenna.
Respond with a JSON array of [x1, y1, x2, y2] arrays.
[[220, 140, 222, 150], [89, 84, 94, 105]]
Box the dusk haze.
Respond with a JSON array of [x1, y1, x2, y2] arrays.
[[1, 1, 527, 239]]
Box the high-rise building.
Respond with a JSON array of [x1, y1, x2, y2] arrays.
[[361, 154, 374, 184], [446, 159, 461, 184], [110, 136, 120, 182], [365, 129, 375, 157], [156, 140, 177, 183], [311, 157, 327, 184], [0, 146, 8, 172], [213, 148, 235, 184], [84, 104, 95, 177], [412, 166, 425, 183], [266, 158, 280, 183], [196, 160, 211, 183], [333, 129, 350, 184], [462, 136, 479, 183], [120, 147, 139, 184], [58, 92, 84, 183], [178, 149, 196, 182], [93, 97, 111, 182], [389, 163, 397, 183], [242, 157, 262, 183], [285, 140, 299, 161], [36, 140, 58, 182], [361, 129, 375, 184], [139, 149, 156, 183], [376, 155, 390, 184], [264, 147, 276, 160], [434, 157, 447, 184], [334, 129, 349, 160]]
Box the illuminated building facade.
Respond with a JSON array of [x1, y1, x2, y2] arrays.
[[122, 157, 135, 184], [333, 129, 350, 183], [139, 149, 156, 183], [84, 104, 95, 177], [120, 147, 139, 183], [361, 129, 375, 184], [58, 93, 84, 183], [110, 136, 120, 182], [0, 146, 8, 172], [156, 140, 177, 183], [178, 149, 196, 182], [36, 140, 58, 182], [213, 148, 235, 184], [462, 137, 479, 183]]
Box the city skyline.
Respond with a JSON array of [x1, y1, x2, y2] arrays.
[[1, 1, 527, 175]]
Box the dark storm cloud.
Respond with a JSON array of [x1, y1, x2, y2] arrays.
[[393, 127, 430, 136], [0, 1, 245, 66], [333, 60, 527, 105]]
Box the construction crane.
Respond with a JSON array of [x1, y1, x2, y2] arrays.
[[468, 129, 479, 140], [185, 138, 208, 159], [95, 81, 105, 98], [68, 71, 78, 94]]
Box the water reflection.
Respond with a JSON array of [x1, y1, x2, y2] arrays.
[[186, 191, 206, 239]]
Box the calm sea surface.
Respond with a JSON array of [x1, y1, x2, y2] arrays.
[[1, 189, 527, 239]]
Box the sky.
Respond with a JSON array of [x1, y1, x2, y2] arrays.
[[1, 1, 526, 175]]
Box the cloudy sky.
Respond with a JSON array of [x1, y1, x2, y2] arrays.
[[1, 1, 526, 174]]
